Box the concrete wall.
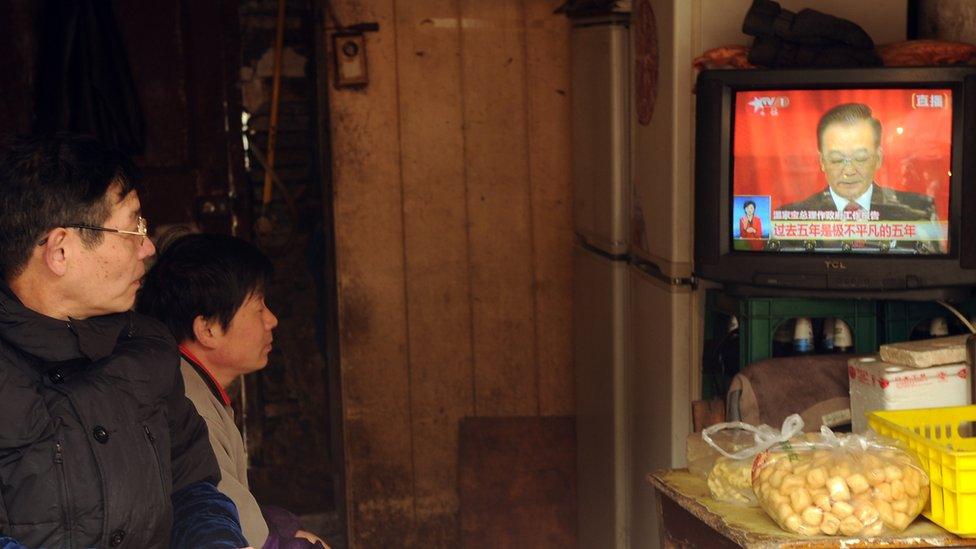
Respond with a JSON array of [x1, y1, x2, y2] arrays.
[[917, 0, 976, 40]]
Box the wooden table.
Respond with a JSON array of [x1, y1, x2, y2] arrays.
[[648, 469, 976, 548]]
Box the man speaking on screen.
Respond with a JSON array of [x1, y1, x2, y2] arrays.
[[776, 102, 941, 253]]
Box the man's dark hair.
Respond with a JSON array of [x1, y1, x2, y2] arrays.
[[136, 234, 274, 343], [0, 133, 140, 280], [816, 103, 882, 151]]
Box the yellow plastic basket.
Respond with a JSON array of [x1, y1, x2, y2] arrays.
[[868, 405, 976, 535]]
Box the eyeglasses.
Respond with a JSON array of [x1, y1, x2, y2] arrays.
[[67, 216, 148, 239], [824, 151, 875, 169], [37, 217, 149, 246]]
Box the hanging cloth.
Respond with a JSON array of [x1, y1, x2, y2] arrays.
[[34, 0, 146, 154]]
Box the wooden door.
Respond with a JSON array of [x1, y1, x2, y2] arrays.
[[112, 0, 249, 234], [0, 0, 247, 232]]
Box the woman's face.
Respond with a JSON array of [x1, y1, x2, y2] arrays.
[[744, 203, 755, 216]]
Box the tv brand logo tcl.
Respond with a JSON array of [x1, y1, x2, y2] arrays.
[[747, 96, 790, 116], [824, 260, 847, 270]]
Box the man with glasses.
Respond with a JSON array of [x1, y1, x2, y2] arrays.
[[0, 133, 251, 548], [776, 102, 940, 252]]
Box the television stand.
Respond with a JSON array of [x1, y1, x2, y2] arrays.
[[724, 283, 974, 302]]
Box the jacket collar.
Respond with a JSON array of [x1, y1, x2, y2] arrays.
[[0, 283, 129, 363], [179, 345, 233, 407]]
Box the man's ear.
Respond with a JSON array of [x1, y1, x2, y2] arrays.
[[192, 315, 223, 349], [42, 229, 71, 277]]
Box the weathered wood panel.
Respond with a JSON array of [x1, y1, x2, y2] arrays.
[[458, 416, 577, 548], [330, 1, 574, 545], [394, 0, 473, 546], [459, 0, 539, 416], [329, 1, 415, 546], [524, 0, 574, 416]]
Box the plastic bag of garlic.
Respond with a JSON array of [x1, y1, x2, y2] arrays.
[[751, 425, 929, 537], [699, 415, 808, 506]]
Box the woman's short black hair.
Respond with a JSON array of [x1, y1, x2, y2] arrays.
[[743, 200, 757, 210], [136, 233, 273, 343], [0, 133, 140, 279]]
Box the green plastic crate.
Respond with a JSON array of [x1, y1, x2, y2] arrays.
[[881, 299, 976, 344], [707, 292, 877, 369]]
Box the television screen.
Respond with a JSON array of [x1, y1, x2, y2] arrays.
[[731, 89, 951, 255]]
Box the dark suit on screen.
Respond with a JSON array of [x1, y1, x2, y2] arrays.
[[779, 183, 936, 221]]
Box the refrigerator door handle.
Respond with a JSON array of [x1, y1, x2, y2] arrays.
[[633, 258, 697, 289]]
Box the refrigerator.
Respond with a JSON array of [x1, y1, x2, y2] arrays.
[[570, 2, 909, 547], [570, 2, 699, 548], [571, 12, 633, 549]]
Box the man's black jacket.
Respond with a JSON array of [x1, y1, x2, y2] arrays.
[[0, 284, 222, 547]]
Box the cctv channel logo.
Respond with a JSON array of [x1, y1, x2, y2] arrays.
[[747, 96, 790, 116]]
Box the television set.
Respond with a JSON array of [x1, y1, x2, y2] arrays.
[[694, 67, 976, 299]]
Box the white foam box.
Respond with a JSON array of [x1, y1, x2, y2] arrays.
[[878, 335, 969, 368], [848, 355, 971, 433]]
